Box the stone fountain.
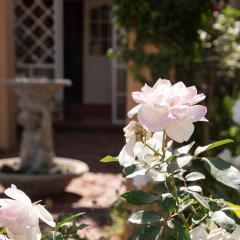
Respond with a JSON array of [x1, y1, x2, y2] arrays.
[[0, 78, 89, 196]]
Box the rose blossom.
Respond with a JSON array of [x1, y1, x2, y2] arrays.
[[0, 185, 55, 240], [128, 79, 207, 143]]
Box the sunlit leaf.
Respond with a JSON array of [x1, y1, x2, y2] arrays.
[[225, 201, 240, 218], [100, 155, 118, 163], [211, 210, 236, 233], [202, 157, 240, 190], [194, 139, 233, 155], [128, 210, 163, 224], [185, 172, 205, 181]]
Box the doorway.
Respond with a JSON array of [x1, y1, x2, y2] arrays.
[[64, 0, 83, 103]]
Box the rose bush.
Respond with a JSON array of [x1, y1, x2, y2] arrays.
[[102, 78, 240, 240]]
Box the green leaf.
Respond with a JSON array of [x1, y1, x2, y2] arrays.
[[224, 201, 240, 218], [170, 218, 191, 240], [202, 157, 240, 190], [56, 213, 85, 230], [176, 155, 193, 168], [188, 185, 202, 193], [122, 165, 147, 178], [185, 172, 205, 181], [211, 211, 236, 233], [0, 227, 7, 234], [128, 210, 163, 224], [176, 141, 195, 155], [194, 139, 233, 155], [128, 227, 143, 240], [138, 226, 163, 240], [100, 155, 118, 163], [122, 165, 136, 177], [178, 199, 193, 214], [121, 190, 158, 205], [192, 214, 208, 225], [189, 191, 209, 209], [162, 193, 176, 213]]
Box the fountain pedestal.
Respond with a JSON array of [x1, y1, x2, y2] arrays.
[[0, 78, 89, 196]]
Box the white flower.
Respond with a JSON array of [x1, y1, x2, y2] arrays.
[[118, 121, 150, 167], [118, 131, 171, 187], [232, 100, 240, 125], [0, 185, 55, 240], [118, 132, 164, 168]]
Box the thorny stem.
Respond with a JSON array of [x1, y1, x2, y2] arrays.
[[161, 131, 188, 227]]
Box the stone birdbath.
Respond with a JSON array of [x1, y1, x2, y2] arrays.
[[0, 78, 89, 196]]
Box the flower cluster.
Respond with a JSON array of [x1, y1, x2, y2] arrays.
[[102, 78, 240, 240]]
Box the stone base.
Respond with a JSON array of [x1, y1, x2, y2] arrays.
[[0, 157, 89, 197]]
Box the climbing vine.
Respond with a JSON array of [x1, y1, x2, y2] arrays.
[[111, 0, 214, 85]]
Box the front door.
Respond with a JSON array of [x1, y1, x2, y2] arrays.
[[83, 0, 112, 104], [64, 0, 83, 103]]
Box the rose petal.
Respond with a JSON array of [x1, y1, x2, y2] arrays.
[[34, 205, 55, 228], [132, 91, 143, 104], [190, 93, 206, 105], [127, 105, 142, 118], [165, 121, 194, 143], [185, 105, 207, 122], [137, 107, 166, 132], [4, 185, 31, 205]]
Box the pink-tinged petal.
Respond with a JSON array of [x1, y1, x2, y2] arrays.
[[190, 93, 206, 105], [141, 83, 152, 93], [127, 104, 142, 118], [137, 107, 166, 132], [0, 199, 15, 207], [4, 185, 31, 205], [179, 86, 198, 104], [200, 117, 208, 122], [185, 105, 207, 122], [169, 105, 189, 120], [153, 79, 172, 94], [153, 95, 169, 108], [172, 82, 187, 94], [165, 121, 194, 143], [132, 91, 143, 104], [34, 205, 55, 228], [4, 219, 24, 235]]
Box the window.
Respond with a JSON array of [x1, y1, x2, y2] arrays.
[[89, 5, 111, 56]]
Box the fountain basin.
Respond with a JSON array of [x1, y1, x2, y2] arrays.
[[0, 157, 89, 197]]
